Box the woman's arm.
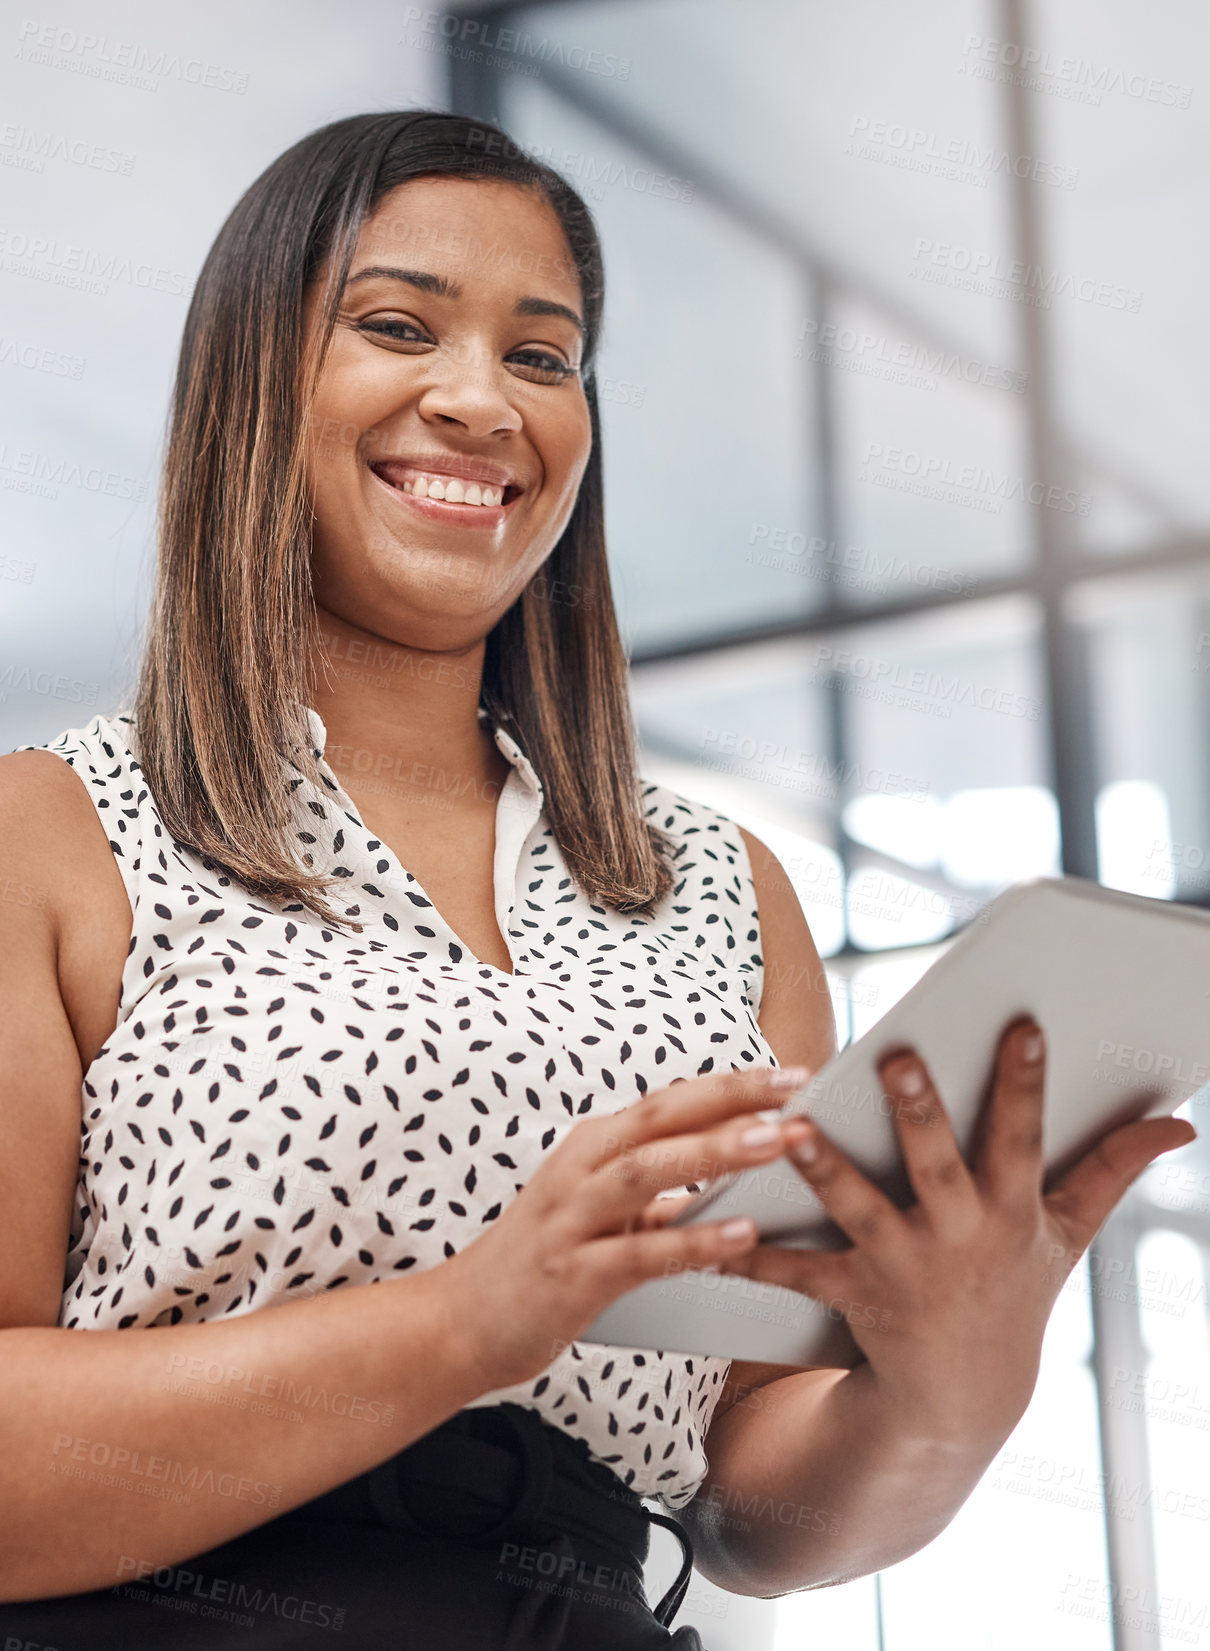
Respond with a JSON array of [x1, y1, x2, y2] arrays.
[[687, 827, 1196, 1597], [0, 1265, 489, 1602], [0, 755, 491, 1600], [686, 1342, 1005, 1596]]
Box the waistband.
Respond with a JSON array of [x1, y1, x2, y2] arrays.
[[277, 1403, 696, 1634]]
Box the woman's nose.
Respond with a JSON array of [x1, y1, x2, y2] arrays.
[[416, 343, 523, 437]]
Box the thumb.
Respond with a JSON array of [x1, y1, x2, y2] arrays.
[[1046, 1115, 1196, 1252]]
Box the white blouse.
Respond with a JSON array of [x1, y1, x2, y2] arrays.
[[20, 706, 778, 1508]]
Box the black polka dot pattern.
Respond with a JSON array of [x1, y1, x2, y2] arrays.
[[19, 706, 777, 1509]]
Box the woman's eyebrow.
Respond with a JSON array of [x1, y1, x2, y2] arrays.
[[347, 264, 453, 297], [346, 264, 585, 337], [515, 294, 585, 338]]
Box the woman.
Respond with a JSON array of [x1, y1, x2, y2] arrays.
[[0, 109, 1193, 1648]]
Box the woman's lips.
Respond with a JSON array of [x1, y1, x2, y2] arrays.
[[368, 463, 521, 529]]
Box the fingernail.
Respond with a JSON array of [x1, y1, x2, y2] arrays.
[[1021, 1028, 1045, 1063], [766, 1067, 809, 1088], [789, 1129, 819, 1165], [887, 1061, 925, 1097], [720, 1217, 756, 1242], [740, 1121, 781, 1149]]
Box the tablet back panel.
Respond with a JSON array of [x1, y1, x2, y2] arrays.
[[679, 876, 1210, 1244], [584, 877, 1210, 1363]]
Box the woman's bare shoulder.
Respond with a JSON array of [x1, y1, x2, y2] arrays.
[[0, 747, 132, 1068], [0, 746, 118, 903]]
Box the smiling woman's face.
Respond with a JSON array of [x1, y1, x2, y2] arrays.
[[304, 174, 593, 649]]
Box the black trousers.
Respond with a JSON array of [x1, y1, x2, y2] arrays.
[[0, 1404, 710, 1649]]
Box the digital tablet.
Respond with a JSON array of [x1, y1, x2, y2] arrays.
[[584, 876, 1210, 1366]]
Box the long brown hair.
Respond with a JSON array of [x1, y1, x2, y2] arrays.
[[133, 110, 674, 932]]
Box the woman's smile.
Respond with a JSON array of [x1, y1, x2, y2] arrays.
[[367, 451, 527, 530]]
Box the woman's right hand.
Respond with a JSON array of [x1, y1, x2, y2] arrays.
[[439, 1067, 812, 1393]]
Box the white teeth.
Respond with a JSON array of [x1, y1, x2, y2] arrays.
[[388, 469, 508, 506]]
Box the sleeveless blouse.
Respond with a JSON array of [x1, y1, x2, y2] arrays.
[[18, 706, 778, 1508]]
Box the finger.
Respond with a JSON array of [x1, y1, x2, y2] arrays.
[[571, 1110, 815, 1236], [878, 1050, 980, 1236], [617, 1191, 696, 1238], [1045, 1114, 1197, 1255], [636, 1190, 697, 1229], [781, 1121, 903, 1251], [971, 1018, 1047, 1212], [556, 1065, 811, 1179], [588, 1211, 765, 1295], [722, 1244, 881, 1332]]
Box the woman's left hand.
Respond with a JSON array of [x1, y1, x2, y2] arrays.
[[727, 1016, 1198, 1449]]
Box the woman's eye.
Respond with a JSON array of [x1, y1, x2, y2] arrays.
[[359, 318, 430, 345], [508, 350, 578, 384], [356, 320, 576, 383]]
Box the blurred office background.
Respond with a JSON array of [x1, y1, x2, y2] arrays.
[[3, 1, 1210, 1645]]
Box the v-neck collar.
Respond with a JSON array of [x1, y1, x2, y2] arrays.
[[298, 704, 545, 976]]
